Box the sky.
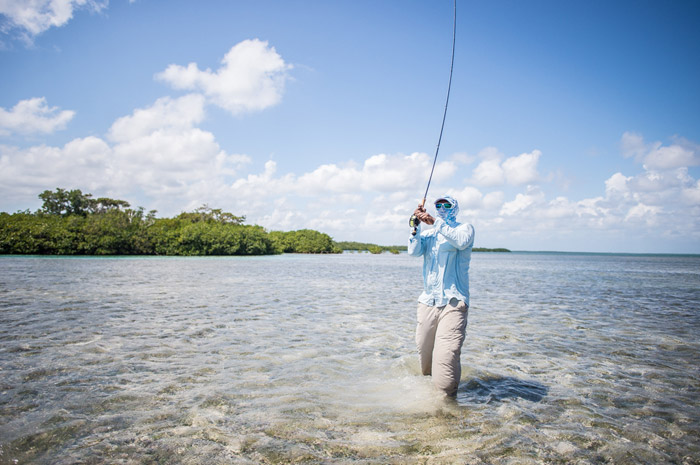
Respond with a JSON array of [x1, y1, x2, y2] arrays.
[[1, 0, 699, 253]]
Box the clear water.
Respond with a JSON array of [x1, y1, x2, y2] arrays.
[[1, 252, 699, 464]]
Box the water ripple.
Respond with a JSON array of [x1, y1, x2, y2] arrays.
[[0, 253, 698, 464]]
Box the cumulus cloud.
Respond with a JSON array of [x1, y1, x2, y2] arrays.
[[470, 147, 504, 186], [408, 132, 699, 252], [621, 131, 700, 170], [470, 133, 700, 250], [500, 188, 545, 216], [218, 151, 460, 240], [448, 185, 484, 209], [483, 191, 504, 210], [0, 97, 75, 136], [156, 39, 292, 115], [682, 180, 700, 205], [107, 94, 206, 142], [0, 94, 250, 212], [230, 160, 295, 205], [227, 152, 455, 215], [605, 172, 630, 196], [620, 131, 647, 161], [625, 203, 660, 224], [472, 157, 504, 186], [0, 0, 107, 42], [363, 152, 455, 192], [271, 152, 455, 196], [471, 147, 541, 186], [1, 103, 698, 251], [0, 136, 111, 203], [503, 150, 541, 185], [105, 95, 251, 205]]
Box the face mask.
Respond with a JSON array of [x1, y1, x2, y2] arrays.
[[435, 204, 455, 221], [435, 196, 459, 223]]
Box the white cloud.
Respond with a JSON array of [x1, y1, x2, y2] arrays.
[[483, 191, 504, 210], [630, 168, 690, 195], [472, 157, 504, 186], [471, 147, 541, 186], [539, 196, 575, 219], [472, 133, 699, 251], [449, 185, 483, 209], [108, 94, 205, 142], [0, 0, 107, 42], [499, 188, 545, 216], [0, 97, 75, 135], [156, 39, 292, 115], [0, 136, 111, 202], [363, 152, 455, 192], [296, 162, 362, 194], [230, 160, 296, 205], [503, 150, 541, 185], [288, 152, 455, 195], [220, 151, 459, 241], [1, 107, 698, 251], [471, 146, 504, 186], [621, 131, 700, 170], [620, 131, 647, 160], [605, 172, 630, 196], [644, 145, 697, 170], [450, 151, 476, 165], [682, 180, 700, 205], [624, 203, 661, 225], [0, 94, 250, 213], [105, 95, 251, 208]]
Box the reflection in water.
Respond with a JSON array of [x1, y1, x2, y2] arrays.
[[458, 376, 548, 404]]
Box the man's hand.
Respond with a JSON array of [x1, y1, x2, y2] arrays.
[[413, 206, 435, 225]]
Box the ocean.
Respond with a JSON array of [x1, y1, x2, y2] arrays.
[[1, 252, 699, 464]]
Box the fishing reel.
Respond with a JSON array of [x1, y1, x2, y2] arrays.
[[409, 214, 420, 236]]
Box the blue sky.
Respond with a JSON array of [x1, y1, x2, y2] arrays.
[[1, 0, 699, 253]]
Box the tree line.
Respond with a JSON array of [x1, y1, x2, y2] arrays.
[[335, 241, 405, 254], [0, 189, 341, 255], [0, 189, 510, 256]]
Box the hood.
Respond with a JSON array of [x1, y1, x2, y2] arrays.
[[434, 194, 459, 225]]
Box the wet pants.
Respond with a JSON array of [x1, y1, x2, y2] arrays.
[[415, 298, 468, 396]]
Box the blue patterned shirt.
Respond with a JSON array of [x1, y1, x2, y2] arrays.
[[408, 217, 475, 307]]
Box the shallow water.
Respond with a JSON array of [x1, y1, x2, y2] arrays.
[[1, 252, 699, 464]]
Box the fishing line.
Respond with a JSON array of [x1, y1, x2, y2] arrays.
[[423, 0, 457, 205], [411, 0, 457, 234]]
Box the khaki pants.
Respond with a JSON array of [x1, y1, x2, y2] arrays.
[[415, 298, 468, 396]]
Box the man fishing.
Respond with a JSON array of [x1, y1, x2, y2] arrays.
[[409, 195, 474, 396]]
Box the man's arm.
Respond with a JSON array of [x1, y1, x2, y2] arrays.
[[408, 229, 424, 256], [433, 218, 474, 250], [408, 206, 427, 256]]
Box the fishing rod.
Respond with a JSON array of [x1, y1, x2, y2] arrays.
[[410, 0, 457, 236]]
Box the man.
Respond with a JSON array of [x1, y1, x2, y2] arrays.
[[408, 195, 475, 396]]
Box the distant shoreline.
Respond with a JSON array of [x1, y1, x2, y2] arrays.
[[510, 250, 700, 257], [2, 250, 698, 258], [335, 243, 511, 254]]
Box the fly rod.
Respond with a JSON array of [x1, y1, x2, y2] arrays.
[[410, 0, 457, 235]]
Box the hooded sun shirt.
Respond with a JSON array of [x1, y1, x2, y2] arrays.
[[408, 195, 475, 307]]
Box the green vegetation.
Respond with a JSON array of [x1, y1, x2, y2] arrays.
[[269, 230, 342, 254], [0, 189, 337, 256], [0, 189, 512, 256], [335, 241, 405, 254]]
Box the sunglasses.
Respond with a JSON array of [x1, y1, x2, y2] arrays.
[[435, 203, 452, 209]]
